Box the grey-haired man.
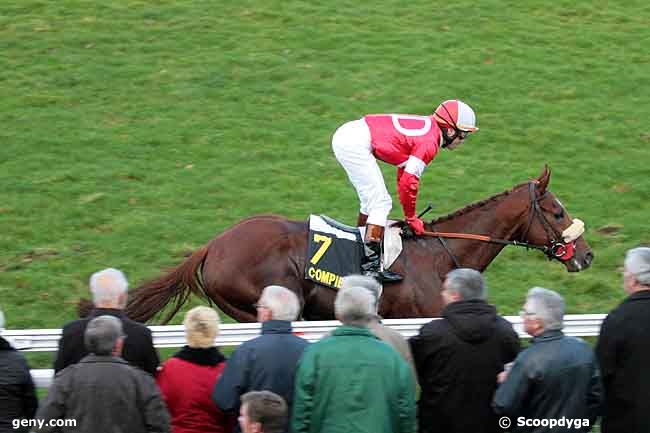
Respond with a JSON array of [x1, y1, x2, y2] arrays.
[[340, 274, 417, 383], [493, 287, 602, 432], [596, 247, 650, 433], [411, 268, 519, 433], [54, 268, 159, 375], [213, 285, 308, 433], [291, 286, 416, 433], [37, 316, 170, 433]]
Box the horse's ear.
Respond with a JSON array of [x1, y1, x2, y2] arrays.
[[536, 165, 551, 192]]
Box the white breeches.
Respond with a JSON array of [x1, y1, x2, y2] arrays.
[[332, 119, 392, 227]]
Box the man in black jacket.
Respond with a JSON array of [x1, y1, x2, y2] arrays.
[[493, 287, 602, 433], [53, 268, 159, 375], [0, 309, 38, 433], [596, 247, 650, 433], [410, 268, 520, 433]]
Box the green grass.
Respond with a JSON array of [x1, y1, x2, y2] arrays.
[[1, 0, 648, 342]]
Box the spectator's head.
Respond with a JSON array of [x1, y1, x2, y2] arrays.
[[255, 285, 300, 323], [239, 390, 288, 433], [624, 247, 650, 294], [442, 268, 487, 305], [521, 287, 565, 336], [85, 315, 125, 356], [89, 268, 128, 309], [184, 306, 220, 348], [334, 286, 374, 327], [340, 274, 381, 314]]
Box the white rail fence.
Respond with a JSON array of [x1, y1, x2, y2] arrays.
[[3, 314, 606, 389]]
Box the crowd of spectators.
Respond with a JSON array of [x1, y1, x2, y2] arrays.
[[0, 246, 649, 433]]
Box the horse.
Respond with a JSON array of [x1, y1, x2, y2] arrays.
[[125, 166, 593, 323]]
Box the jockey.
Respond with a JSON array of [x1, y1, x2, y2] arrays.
[[331, 100, 478, 283]]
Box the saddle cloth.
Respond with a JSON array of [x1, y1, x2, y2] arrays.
[[305, 215, 403, 289]]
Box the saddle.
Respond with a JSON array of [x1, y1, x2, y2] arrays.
[[305, 215, 403, 289]]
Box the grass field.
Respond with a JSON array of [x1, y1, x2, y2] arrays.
[[1, 0, 648, 349]]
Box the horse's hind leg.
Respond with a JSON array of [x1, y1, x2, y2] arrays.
[[204, 283, 258, 322]]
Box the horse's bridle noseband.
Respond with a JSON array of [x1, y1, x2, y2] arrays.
[[419, 182, 579, 267], [520, 182, 577, 261]]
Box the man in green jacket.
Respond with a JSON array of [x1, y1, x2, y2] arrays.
[[290, 286, 416, 433]]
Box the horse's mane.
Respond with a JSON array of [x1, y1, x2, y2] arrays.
[[430, 181, 529, 224]]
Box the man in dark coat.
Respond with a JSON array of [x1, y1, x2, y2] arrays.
[[410, 268, 520, 433], [493, 287, 602, 433], [596, 247, 650, 433], [213, 285, 308, 433], [36, 315, 170, 433], [53, 268, 159, 375], [0, 310, 38, 433]]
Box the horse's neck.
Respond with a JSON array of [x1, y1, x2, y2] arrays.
[[431, 192, 529, 271]]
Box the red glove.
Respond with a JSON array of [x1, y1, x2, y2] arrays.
[[406, 216, 425, 235]]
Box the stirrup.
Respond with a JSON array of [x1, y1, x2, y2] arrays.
[[362, 269, 404, 284], [380, 270, 404, 283]]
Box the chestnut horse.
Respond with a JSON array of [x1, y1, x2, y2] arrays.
[[126, 166, 593, 323]]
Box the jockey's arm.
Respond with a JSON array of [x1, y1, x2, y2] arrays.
[[397, 156, 427, 219], [398, 169, 419, 220], [398, 157, 426, 234]]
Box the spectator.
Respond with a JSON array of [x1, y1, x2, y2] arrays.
[[596, 246, 650, 433], [54, 268, 159, 375], [340, 274, 417, 384], [157, 306, 233, 433], [36, 315, 170, 433], [493, 287, 602, 432], [0, 308, 38, 433], [291, 286, 416, 433], [213, 285, 308, 433], [409, 268, 520, 433], [239, 391, 288, 433]]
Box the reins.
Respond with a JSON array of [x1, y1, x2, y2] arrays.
[[416, 181, 566, 267], [419, 230, 549, 252]]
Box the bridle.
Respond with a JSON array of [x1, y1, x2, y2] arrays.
[[520, 182, 577, 261], [418, 182, 579, 267]]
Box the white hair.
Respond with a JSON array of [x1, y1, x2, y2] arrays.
[[445, 268, 487, 300], [526, 287, 565, 331], [184, 306, 220, 348], [90, 268, 128, 305], [340, 275, 381, 311], [334, 286, 374, 325], [258, 285, 300, 321], [625, 247, 650, 286]]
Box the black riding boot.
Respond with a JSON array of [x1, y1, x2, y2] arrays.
[[361, 240, 404, 284]]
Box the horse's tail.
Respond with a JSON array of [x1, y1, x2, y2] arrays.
[[125, 245, 210, 324]]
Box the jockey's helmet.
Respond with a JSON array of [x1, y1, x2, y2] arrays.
[[433, 100, 479, 132]]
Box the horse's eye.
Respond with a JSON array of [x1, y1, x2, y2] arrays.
[[554, 209, 564, 221]]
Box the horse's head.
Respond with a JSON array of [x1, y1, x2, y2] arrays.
[[521, 166, 593, 272]]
